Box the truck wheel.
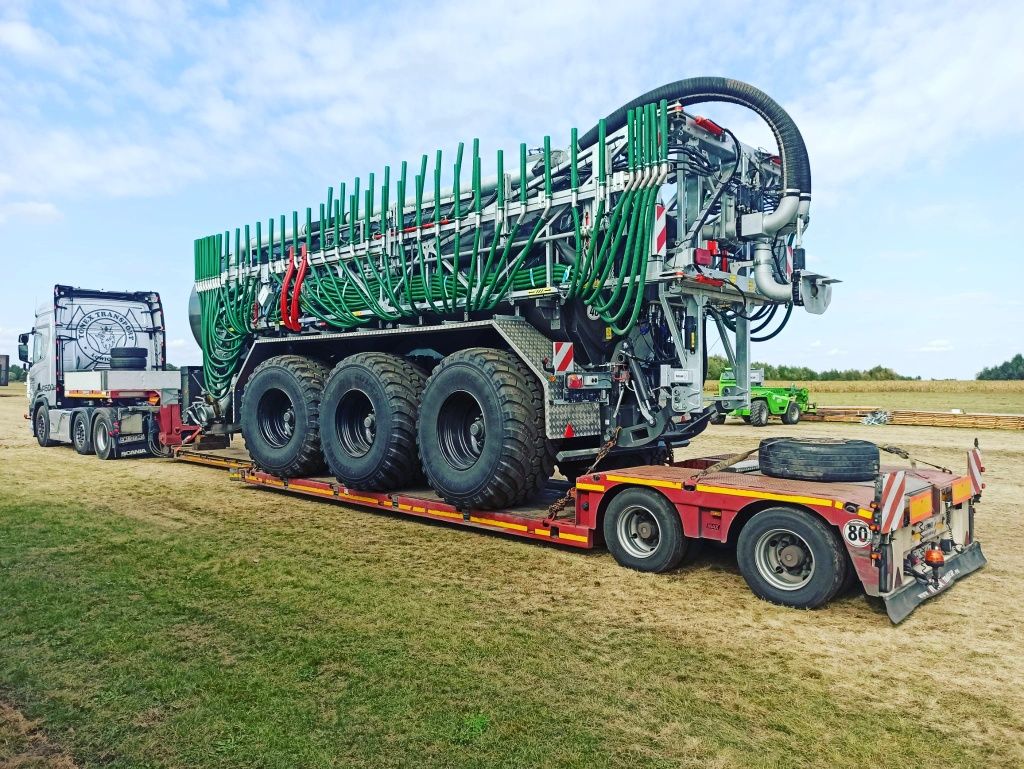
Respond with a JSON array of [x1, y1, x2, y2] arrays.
[[603, 487, 692, 573], [241, 355, 327, 478], [737, 506, 847, 609], [72, 412, 94, 455], [34, 404, 58, 447], [748, 399, 769, 427], [759, 437, 879, 482], [93, 411, 117, 460], [320, 353, 426, 490], [781, 401, 801, 425], [417, 348, 544, 509]]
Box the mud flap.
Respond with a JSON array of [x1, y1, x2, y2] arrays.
[[884, 542, 987, 624]]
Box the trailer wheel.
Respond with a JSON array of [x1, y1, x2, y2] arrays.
[[603, 487, 692, 573], [736, 506, 847, 609], [759, 437, 879, 482], [93, 411, 117, 460], [748, 399, 769, 427], [320, 353, 426, 490], [72, 412, 93, 455], [781, 401, 801, 425], [241, 355, 327, 478], [417, 348, 544, 509], [33, 403, 57, 447]]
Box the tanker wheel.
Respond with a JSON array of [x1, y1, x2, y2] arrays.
[[72, 412, 94, 455], [603, 487, 695, 573], [417, 348, 545, 509], [748, 399, 769, 427], [736, 506, 847, 609], [241, 355, 328, 478], [781, 401, 801, 425], [320, 353, 426, 490]]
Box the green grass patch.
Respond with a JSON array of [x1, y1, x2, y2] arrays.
[[0, 497, 1005, 768]]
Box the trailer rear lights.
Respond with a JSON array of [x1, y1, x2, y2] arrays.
[[923, 547, 945, 567], [566, 374, 583, 389]]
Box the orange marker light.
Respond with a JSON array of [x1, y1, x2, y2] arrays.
[[924, 547, 945, 568]]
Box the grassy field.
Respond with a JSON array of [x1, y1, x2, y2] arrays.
[[705, 379, 1024, 414], [1, 383, 1023, 768]]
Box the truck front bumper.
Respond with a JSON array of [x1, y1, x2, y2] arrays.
[[884, 542, 987, 624]]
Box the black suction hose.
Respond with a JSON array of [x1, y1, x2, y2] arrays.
[[579, 77, 811, 196]]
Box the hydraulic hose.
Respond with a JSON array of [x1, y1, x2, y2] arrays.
[[578, 76, 811, 196]]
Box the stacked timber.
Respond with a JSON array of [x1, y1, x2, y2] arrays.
[[803, 406, 1024, 430]]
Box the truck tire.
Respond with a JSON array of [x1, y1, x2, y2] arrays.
[[737, 506, 847, 609], [603, 487, 693, 573], [92, 410, 117, 460], [781, 401, 801, 425], [320, 353, 426, 490], [72, 412, 94, 455], [417, 348, 544, 509], [33, 403, 58, 447], [748, 399, 769, 427], [241, 355, 327, 478], [110, 356, 146, 371], [110, 347, 147, 359], [759, 437, 879, 482]]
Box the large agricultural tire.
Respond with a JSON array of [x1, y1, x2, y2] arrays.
[[417, 348, 544, 509], [240, 355, 328, 478], [603, 487, 694, 573], [736, 506, 847, 609], [781, 401, 801, 425], [748, 399, 769, 427], [319, 353, 426, 490], [34, 403, 57, 447], [759, 437, 879, 483], [92, 410, 117, 460], [72, 412, 94, 455]]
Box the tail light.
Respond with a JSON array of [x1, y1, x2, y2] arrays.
[[566, 374, 583, 389]]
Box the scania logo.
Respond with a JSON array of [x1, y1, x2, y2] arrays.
[[76, 309, 137, 365]]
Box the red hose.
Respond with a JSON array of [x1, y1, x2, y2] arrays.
[[281, 247, 295, 330], [289, 244, 308, 331]]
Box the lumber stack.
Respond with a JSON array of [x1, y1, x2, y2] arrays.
[[803, 406, 1024, 430]]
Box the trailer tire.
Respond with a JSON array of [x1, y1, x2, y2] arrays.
[[748, 399, 769, 427], [604, 487, 691, 573], [320, 353, 426, 490], [72, 412, 93, 455], [418, 348, 544, 509], [737, 506, 847, 609], [33, 403, 58, 447], [93, 410, 117, 460], [781, 401, 801, 425], [110, 347, 147, 359], [241, 355, 328, 478], [110, 356, 147, 371], [759, 437, 879, 482]]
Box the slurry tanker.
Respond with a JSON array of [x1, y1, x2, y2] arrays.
[[189, 77, 834, 509], [22, 78, 986, 621]]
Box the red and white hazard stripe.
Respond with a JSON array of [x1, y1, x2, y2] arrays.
[[652, 203, 667, 258], [878, 470, 907, 534], [552, 341, 574, 373], [968, 447, 984, 494]]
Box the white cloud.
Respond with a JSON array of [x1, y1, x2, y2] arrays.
[[167, 338, 186, 348], [918, 339, 954, 353], [0, 200, 61, 224]]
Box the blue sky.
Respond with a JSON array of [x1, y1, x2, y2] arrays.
[[2, 0, 1021, 378]]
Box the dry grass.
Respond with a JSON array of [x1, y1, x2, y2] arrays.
[[1, 383, 1022, 767]]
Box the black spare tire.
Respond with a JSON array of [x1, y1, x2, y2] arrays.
[[240, 355, 327, 477], [110, 356, 146, 370], [110, 347, 147, 359], [759, 437, 879, 482]]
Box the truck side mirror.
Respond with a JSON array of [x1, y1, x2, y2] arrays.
[[18, 333, 29, 363]]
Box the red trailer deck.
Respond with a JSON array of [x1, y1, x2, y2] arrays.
[[174, 442, 986, 623]]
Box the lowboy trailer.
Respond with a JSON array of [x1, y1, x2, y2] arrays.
[[174, 438, 987, 624]]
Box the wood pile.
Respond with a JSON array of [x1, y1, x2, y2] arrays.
[[803, 406, 1024, 430]]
